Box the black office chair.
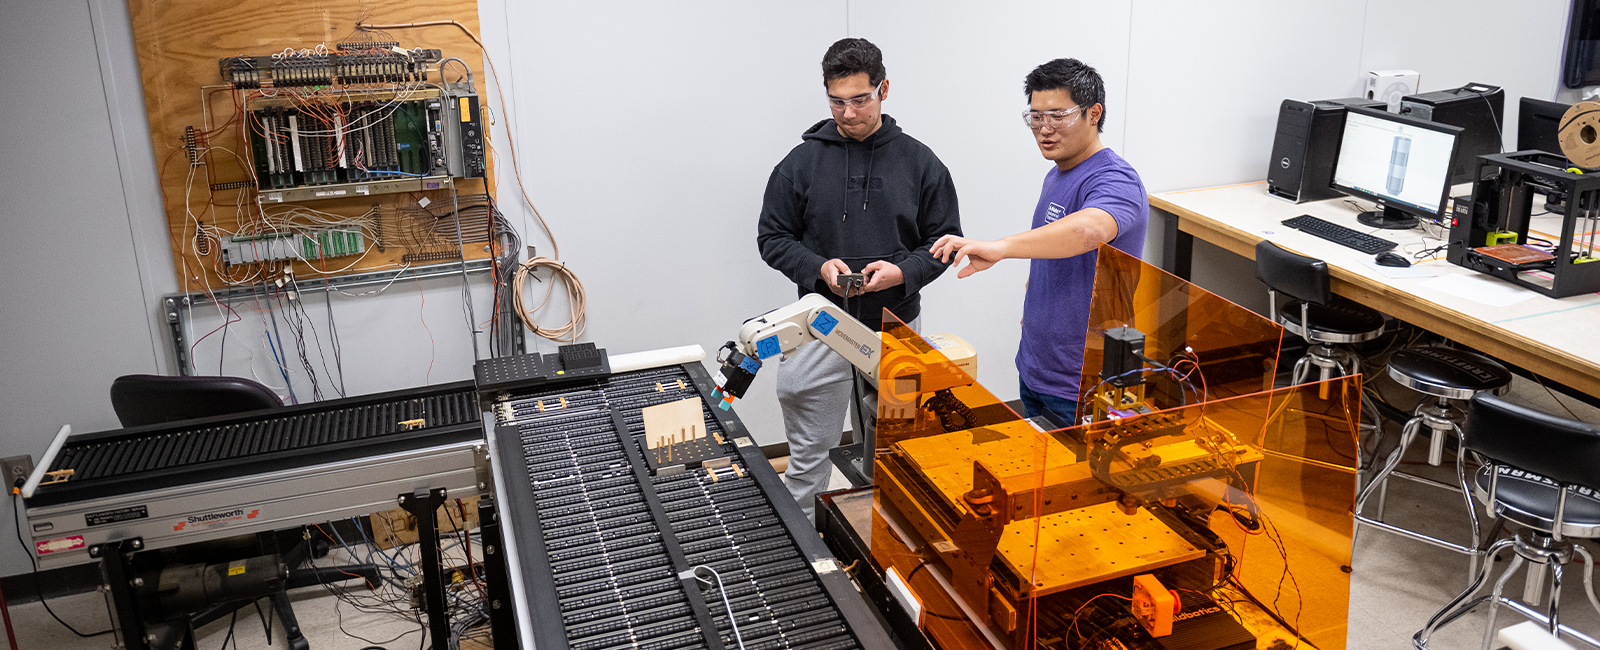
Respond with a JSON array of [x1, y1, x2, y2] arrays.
[[1414, 395, 1600, 649], [1254, 241, 1387, 387], [110, 374, 283, 426], [108, 374, 370, 650]]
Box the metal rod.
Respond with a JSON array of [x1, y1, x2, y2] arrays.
[[167, 258, 492, 308], [1352, 515, 1478, 555], [165, 259, 493, 375]]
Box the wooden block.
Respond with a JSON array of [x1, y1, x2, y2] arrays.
[[642, 397, 703, 449], [368, 495, 481, 550]]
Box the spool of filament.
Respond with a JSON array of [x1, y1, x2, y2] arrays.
[[1558, 101, 1600, 168]]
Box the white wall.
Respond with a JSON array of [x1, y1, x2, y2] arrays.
[[0, 0, 1573, 577]]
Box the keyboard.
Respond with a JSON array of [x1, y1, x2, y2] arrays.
[[1280, 215, 1398, 254]]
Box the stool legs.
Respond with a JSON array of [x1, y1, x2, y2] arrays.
[[1352, 402, 1482, 583], [1414, 535, 1600, 650], [1481, 553, 1528, 650]]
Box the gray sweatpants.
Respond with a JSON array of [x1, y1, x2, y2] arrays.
[[777, 316, 916, 522]]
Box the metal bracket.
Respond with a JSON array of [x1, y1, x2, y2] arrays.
[[92, 538, 148, 650], [477, 498, 520, 650], [399, 487, 450, 649], [473, 444, 493, 495], [161, 258, 494, 376]]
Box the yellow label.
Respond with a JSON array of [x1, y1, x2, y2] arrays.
[[228, 562, 246, 576], [458, 97, 471, 122]]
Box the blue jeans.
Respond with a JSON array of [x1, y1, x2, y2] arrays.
[[1019, 378, 1079, 428]]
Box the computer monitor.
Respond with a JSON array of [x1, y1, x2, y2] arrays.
[[1330, 106, 1463, 229], [1518, 97, 1571, 155]]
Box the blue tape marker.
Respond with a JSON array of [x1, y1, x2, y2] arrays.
[[740, 356, 762, 374], [717, 400, 732, 411], [756, 335, 782, 359], [811, 311, 839, 337]]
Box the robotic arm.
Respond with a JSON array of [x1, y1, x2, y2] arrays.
[[711, 293, 881, 410]]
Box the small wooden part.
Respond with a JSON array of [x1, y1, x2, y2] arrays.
[[369, 495, 482, 550], [731, 463, 745, 478], [677, 379, 686, 389], [40, 469, 75, 486], [397, 418, 426, 430], [713, 432, 726, 445], [656, 382, 664, 392], [642, 398, 703, 449], [560, 397, 568, 409]]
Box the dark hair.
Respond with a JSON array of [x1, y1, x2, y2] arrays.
[[1024, 58, 1106, 133], [822, 38, 886, 88]]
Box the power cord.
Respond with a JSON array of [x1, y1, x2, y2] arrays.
[[9, 482, 113, 638]]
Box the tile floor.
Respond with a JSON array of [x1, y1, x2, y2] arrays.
[[9, 377, 1600, 650]]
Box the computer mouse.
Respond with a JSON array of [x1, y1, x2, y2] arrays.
[[1375, 252, 1411, 268]]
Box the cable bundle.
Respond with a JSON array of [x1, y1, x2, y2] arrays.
[[512, 256, 586, 343]]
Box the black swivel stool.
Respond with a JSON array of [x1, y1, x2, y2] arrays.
[[1414, 395, 1600, 649], [1254, 241, 1387, 390], [1353, 346, 1512, 582]]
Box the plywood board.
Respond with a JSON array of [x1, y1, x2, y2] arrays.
[[642, 397, 706, 449], [369, 495, 481, 550], [127, 0, 495, 291]]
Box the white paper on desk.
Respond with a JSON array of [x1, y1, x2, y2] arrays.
[[1358, 258, 1440, 279], [1418, 274, 1539, 308]]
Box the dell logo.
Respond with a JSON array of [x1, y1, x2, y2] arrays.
[[1279, 157, 1291, 169]]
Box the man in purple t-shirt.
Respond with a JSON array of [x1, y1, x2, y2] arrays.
[[930, 58, 1147, 426]]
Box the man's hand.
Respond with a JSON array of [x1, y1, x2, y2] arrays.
[[930, 234, 1008, 279], [860, 261, 903, 293], [820, 259, 854, 296]]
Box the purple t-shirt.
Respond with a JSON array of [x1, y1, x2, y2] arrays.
[[1015, 148, 1148, 400]]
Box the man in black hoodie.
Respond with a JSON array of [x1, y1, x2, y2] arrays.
[[757, 38, 962, 520]]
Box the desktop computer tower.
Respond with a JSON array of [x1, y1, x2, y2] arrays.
[[1401, 83, 1504, 185], [1267, 97, 1384, 203], [1518, 97, 1571, 155]]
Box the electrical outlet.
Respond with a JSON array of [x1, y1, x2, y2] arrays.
[[1, 455, 32, 487]]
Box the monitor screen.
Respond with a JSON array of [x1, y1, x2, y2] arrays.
[[1331, 107, 1459, 218]]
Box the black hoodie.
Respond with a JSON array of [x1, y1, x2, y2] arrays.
[[757, 115, 961, 327]]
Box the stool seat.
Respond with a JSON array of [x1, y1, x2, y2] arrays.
[[1474, 465, 1600, 538], [1387, 346, 1513, 400], [1280, 298, 1385, 343]]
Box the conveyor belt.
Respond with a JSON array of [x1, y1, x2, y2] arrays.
[[491, 364, 890, 650], [29, 381, 480, 507]]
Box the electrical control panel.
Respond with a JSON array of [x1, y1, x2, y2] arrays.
[[444, 93, 486, 179], [217, 45, 486, 203], [249, 96, 447, 193]]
